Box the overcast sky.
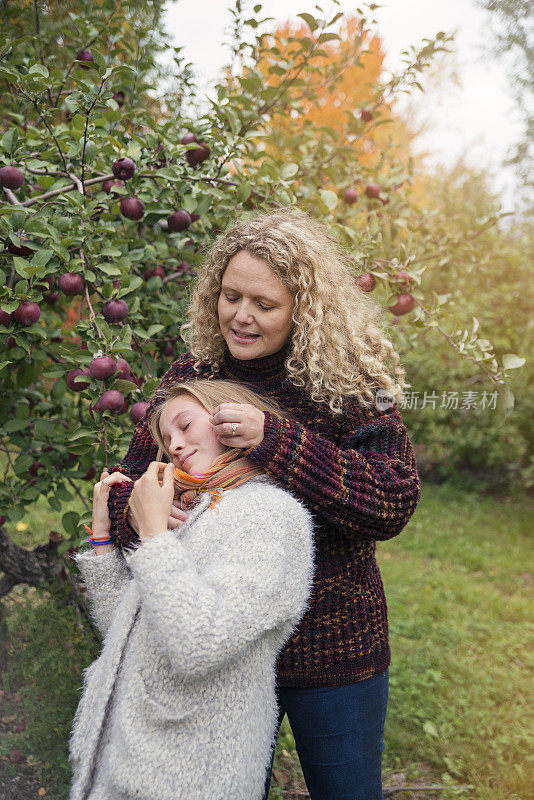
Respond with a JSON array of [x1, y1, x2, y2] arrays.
[[161, 0, 523, 211]]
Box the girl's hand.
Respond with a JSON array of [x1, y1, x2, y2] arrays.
[[209, 403, 265, 449], [129, 461, 176, 541], [92, 470, 133, 539], [169, 500, 190, 530]]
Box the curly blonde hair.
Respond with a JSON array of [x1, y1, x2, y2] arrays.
[[181, 208, 409, 413]]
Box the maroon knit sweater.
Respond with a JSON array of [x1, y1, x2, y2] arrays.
[[107, 344, 421, 687]]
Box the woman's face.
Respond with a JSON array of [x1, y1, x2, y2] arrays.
[[158, 394, 227, 475], [218, 250, 294, 360]]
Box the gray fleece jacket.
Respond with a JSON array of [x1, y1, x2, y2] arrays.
[[68, 475, 315, 800]]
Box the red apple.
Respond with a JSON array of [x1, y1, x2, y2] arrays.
[[178, 261, 192, 273], [89, 355, 117, 380], [396, 270, 413, 286], [0, 307, 13, 326], [388, 293, 415, 316], [190, 213, 200, 222], [7, 335, 16, 347], [365, 182, 380, 199], [102, 179, 122, 193], [115, 357, 132, 380], [13, 301, 40, 326], [342, 188, 359, 204], [120, 196, 145, 220], [185, 142, 210, 167], [130, 401, 150, 424], [0, 165, 24, 190], [96, 389, 125, 414], [66, 368, 91, 391], [6, 236, 33, 257], [112, 91, 125, 107], [76, 49, 94, 67], [83, 465, 96, 481], [29, 460, 42, 477], [112, 157, 135, 180], [358, 273, 376, 292], [144, 265, 165, 281], [360, 108, 374, 122], [168, 210, 191, 232], [59, 272, 84, 296], [164, 342, 174, 356], [103, 298, 129, 323], [44, 291, 59, 305], [181, 133, 197, 145], [8, 749, 22, 764]]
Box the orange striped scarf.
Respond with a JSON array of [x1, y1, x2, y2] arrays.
[[173, 449, 263, 510]]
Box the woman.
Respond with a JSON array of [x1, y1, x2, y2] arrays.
[[69, 380, 315, 800], [108, 208, 421, 800]]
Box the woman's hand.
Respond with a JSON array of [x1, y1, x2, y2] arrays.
[[129, 461, 176, 542], [209, 403, 265, 449], [92, 470, 133, 539]]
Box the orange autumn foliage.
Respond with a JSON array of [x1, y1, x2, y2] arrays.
[[252, 16, 417, 170]]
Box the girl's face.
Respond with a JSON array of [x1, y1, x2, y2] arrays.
[[217, 250, 294, 360], [158, 394, 227, 475]]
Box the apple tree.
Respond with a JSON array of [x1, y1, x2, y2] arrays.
[[0, 0, 524, 602]]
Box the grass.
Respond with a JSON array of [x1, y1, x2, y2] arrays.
[[0, 481, 532, 799]]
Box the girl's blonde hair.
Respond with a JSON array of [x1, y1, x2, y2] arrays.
[[180, 207, 409, 413], [149, 379, 286, 462]]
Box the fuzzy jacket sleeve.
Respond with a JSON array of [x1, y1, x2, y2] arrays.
[[107, 353, 204, 542], [122, 484, 315, 680], [245, 403, 421, 541], [71, 548, 131, 638]]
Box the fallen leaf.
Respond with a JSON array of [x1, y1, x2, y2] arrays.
[[38, 789, 47, 796], [16, 521, 28, 531]]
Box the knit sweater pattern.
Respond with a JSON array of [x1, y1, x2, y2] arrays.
[[108, 343, 421, 687]]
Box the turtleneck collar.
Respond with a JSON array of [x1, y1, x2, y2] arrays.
[[222, 340, 291, 384]]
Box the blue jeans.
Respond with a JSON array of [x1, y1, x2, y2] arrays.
[[261, 668, 389, 800]]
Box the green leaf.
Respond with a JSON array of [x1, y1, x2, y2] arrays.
[[98, 262, 122, 276], [1, 128, 18, 154], [236, 182, 252, 202], [28, 63, 49, 78], [280, 163, 298, 180], [62, 510, 80, 537], [318, 32, 340, 44], [3, 418, 29, 432], [85, 140, 97, 162], [502, 354, 525, 370], [92, 50, 107, 74], [68, 428, 94, 442], [48, 495, 62, 512], [119, 277, 143, 296], [114, 379, 139, 394], [30, 249, 54, 267], [319, 189, 338, 210], [297, 12, 318, 31]]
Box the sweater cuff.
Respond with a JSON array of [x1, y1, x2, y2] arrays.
[[245, 411, 286, 467]]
